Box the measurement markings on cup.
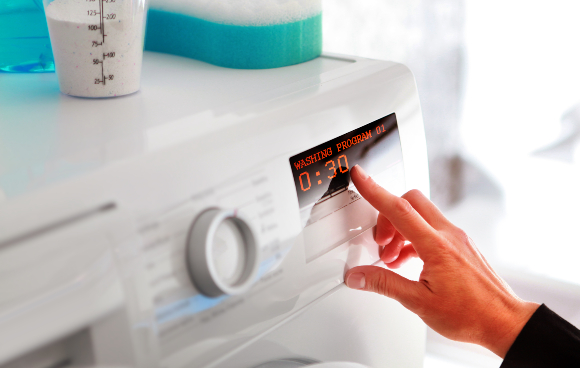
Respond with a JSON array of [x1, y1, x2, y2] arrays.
[[88, 0, 116, 86]]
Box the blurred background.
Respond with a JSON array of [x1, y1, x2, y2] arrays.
[[323, 0, 580, 367]]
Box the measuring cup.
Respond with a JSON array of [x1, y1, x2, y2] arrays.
[[43, 0, 147, 98]]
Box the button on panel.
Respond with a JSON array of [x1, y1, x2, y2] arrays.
[[137, 166, 293, 354]]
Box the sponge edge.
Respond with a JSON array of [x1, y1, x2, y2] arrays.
[[148, 0, 322, 26], [144, 9, 322, 69]]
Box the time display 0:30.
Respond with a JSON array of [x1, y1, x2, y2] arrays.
[[290, 117, 392, 209], [297, 154, 350, 192]]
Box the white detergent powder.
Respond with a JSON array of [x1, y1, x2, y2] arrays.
[[45, 0, 145, 97], [148, 0, 321, 26]]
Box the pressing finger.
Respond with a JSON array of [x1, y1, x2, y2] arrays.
[[402, 189, 451, 230], [351, 165, 438, 260]]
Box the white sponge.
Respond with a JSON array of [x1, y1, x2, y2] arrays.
[[148, 0, 322, 26]]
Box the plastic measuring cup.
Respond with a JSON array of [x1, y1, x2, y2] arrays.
[[43, 0, 147, 98]]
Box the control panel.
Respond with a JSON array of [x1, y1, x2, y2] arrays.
[[129, 112, 413, 367]]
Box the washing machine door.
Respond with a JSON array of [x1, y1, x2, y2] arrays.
[[255, 360, 369, 368], [254, 359, 319, 368], [308, 363, 370, 368]]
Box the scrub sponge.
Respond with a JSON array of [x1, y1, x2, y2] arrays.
[[145, 0, 322, 69]]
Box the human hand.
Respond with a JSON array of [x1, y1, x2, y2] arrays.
[[344, 165, 539, 358]]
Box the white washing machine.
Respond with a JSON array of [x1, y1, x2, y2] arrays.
[[0, 52, 429, 368]]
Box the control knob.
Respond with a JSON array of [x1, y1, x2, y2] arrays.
[[186, 208, 260, 297]]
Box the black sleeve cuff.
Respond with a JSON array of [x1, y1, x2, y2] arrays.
[[500, 304, 580, 368]]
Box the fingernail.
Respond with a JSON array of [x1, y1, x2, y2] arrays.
[[353, 165, 369, 180], [346, 272, 366, 290]]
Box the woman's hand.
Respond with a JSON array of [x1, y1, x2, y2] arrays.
[[345, 165, 539, 358]]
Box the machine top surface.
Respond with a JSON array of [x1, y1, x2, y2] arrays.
[[0, 52, 382, 199]]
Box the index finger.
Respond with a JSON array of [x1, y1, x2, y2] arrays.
[[351, 165, 438, 259]]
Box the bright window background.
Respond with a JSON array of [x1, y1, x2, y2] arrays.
[[460, 0, 580, 284], [323, 1, 580, 366], [323, 0, 580, 286]]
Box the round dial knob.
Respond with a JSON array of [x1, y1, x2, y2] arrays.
[[186, 208, 260, 297]]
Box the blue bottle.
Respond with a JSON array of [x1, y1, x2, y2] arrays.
[[0, 0, 54, 72]]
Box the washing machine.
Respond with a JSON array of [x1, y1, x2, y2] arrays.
[[0, 52, 429, 368]]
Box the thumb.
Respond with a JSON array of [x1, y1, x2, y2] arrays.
[[345, 265, 423, 311]]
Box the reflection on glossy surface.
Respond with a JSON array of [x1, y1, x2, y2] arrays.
[[533, 103, 580, 164], [212, 219, 247, 286], [0, 53, 347, 199], [253, 358, 319, 368], [323, 0, 465, 208]]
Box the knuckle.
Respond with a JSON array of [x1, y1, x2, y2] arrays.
[[438, 237, 455, 252], [453, 228, 470, 245], [428, 235, 451, 254], [403, 189, 423, 201], [370, 271, 393, 297], [384, 225, 397, 239], [393, 197, 413, 217]]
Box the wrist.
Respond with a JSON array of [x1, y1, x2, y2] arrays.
[[482, 299, 540, 358]]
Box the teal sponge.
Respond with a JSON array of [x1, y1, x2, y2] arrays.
[[144, 1, 322, 69]]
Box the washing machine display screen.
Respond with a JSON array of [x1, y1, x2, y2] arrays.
[[290, 113, 402, 210], [290, 113, 405, 261]]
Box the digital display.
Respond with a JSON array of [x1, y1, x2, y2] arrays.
[[289, 113, 403, 216]]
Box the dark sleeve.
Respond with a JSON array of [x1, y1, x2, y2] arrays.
[[500, 304, 580, 368]]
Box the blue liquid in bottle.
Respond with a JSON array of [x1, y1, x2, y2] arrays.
[[0, 0, 54, 72]]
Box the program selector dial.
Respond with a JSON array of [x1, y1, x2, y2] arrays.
[[186, 208, 260, 297]]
